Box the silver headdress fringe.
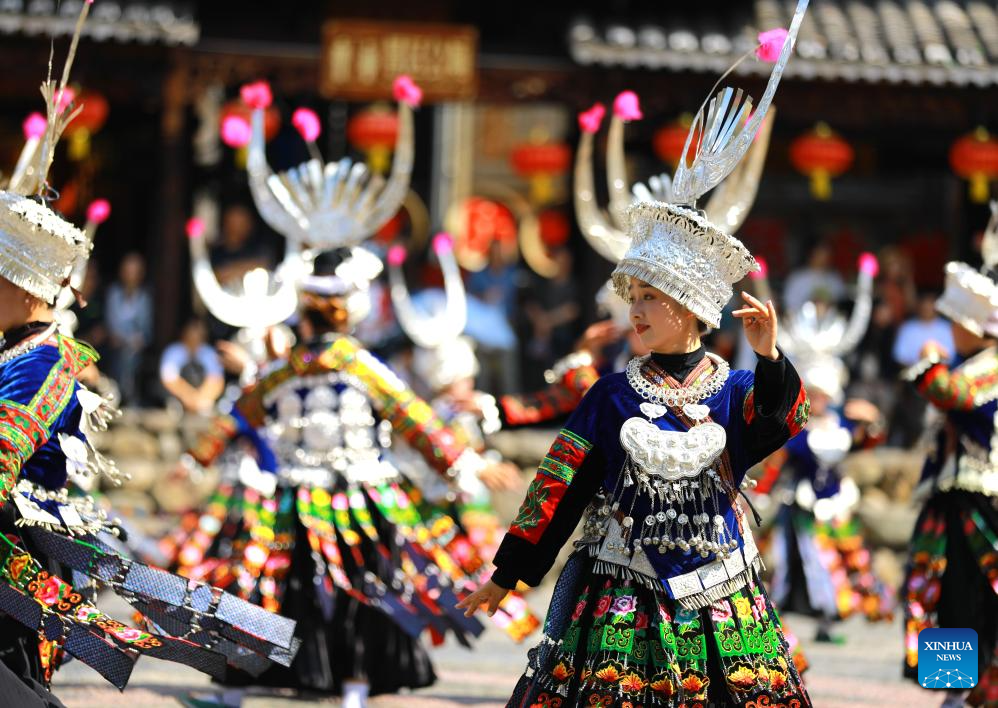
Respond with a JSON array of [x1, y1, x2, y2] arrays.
[[611, 202, 758, 328]]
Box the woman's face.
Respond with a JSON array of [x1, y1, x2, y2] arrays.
[[0, 277, 33, 332], [626, 277, 700, 353]]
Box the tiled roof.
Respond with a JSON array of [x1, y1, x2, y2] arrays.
[[569, 0, 998, 86], [0, 0, 199, 46]]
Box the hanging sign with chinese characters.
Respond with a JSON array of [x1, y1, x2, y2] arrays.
[[320, 20, 478, 102]]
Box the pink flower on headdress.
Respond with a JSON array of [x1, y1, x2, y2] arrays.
[[291, 107, 321, 142], [387, 245, 407, 267], [22, 113, 47, 139], [240, 81, 272, 110], [393, 75, 423, 108], [858, 252, 879, 278], [749, 256, 768, 280], [220, 115, 251, 148], [55, 87, 76, 113], [613, 91, 642, 121], [578, 103, 605, 134], [86, 199, 111, 224], [756, 28, 788, 63], [432, 232, 453, 256], [185, 217, 206, 240]]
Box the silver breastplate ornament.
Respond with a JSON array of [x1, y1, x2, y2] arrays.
[[591, 355, 750, 590], [264, 372, 394, 486]]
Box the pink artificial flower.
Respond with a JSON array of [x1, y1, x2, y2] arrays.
[[387, 245, 407, 267], [22, 112, 47, 139], [393, 75, 423, 108], [753, 594, 768, 617], [432, 232, 453, 255], [858, 251, 880, 278], [291, 107, 321, 142], [220, 115, 252, 148], [749, 256, 768, 280], [613, 91, 643, 121], [240, 80, 272, 110], [577, 103, 605, 134], [593, 594, 612, 618], [756, 28, 788, 63], [86, 199, 111, 224], [571, 599, 587, 621], [710, 600, 733, 623], [55, 87, 76, 113], [185, 217, 206, 240]]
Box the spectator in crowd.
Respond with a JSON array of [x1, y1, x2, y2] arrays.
[[209, 203, 272, 287], [160, 318, 225, 415], [523, 247, 581, 378], [876, 246, 917, 328], [105, 252, 153, 405], [69, 260, 107, 350], [466, 241, 520, 395], [890, 290, 954, 446], [892, 290, 955, 367], [782, 242, 846, 312]]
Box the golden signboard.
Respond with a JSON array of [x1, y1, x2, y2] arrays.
[[320, 20, 478, 102]]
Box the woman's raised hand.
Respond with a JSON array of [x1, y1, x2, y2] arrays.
[[733, 291, 779, 361], [456, 579, 510, 618]]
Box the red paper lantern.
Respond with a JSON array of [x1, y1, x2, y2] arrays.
[[653, 114, 700, 166], [347, 105, 399, 174], [220, 99, 280, 143], [509, 142, 571, 205], [64, 90, 109, 161], [538, 209, 570, 248], [949, 127, 998, 204], [789, 122, 854, 200]]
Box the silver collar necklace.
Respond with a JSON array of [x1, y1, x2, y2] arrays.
[[626, 352, 730, 408]]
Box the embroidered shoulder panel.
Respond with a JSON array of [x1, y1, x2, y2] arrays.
[[510, 428, 593, 544]]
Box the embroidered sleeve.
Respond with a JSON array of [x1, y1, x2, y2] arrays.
[[318, 338, 473, 475], [912, 362, 980, 412], [0, 343, 82, 505], [492, 381, 608, 588], [499, 363, 600, 427], [740, 352, 809, 468], [189, 414, 240, 467]]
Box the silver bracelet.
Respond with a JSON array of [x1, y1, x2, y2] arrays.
[[544, 351, 594, 384], [901, 353, 942, 382]]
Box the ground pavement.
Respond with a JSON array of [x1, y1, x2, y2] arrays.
[[50, 587, 943, 708]]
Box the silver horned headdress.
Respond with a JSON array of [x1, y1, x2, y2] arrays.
[[935, 201, 998, 339], [388, 233, 478, 391], [185, 216, 301, 331], [0, 2, 95, 304], [610, 0, 809, 328], [778, 253, 879, 402], [245, 76, 420, 252]]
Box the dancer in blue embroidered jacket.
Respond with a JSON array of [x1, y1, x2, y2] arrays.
[[900, 205, 998, 708], [459, 8, 813, 704], [0, 9, 298, 704]]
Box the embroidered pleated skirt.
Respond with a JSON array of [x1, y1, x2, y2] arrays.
[[768, 503, 894, 623], [508, 552, 810, 708], [903, 490, 998, 705]]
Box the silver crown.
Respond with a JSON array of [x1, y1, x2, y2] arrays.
[[610, 0, 809, 326], [611, 201, 758, 328], [935, 202, 998, 339]]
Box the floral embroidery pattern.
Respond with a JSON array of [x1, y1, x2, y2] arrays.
[[518, 571, 809, 706]]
